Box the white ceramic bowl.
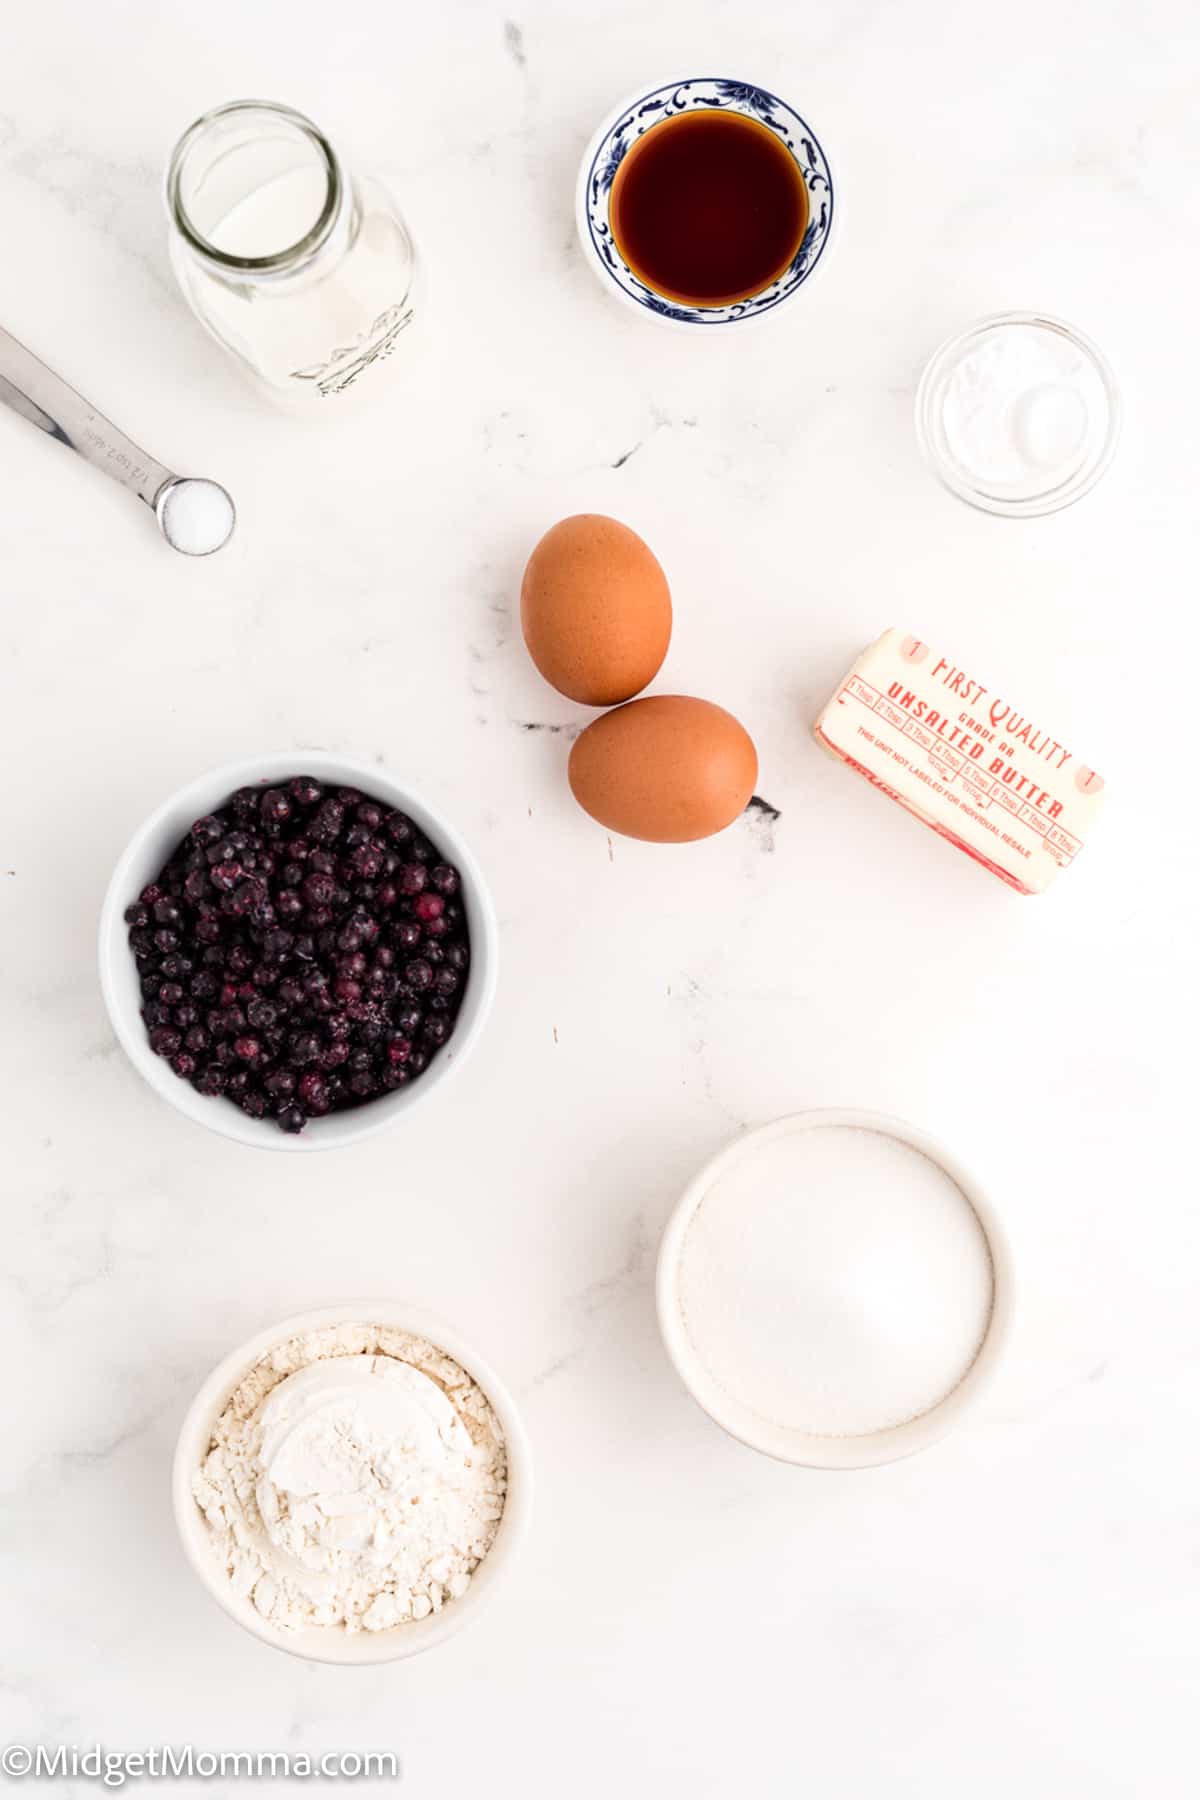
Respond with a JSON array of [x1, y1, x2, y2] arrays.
[[172, 1301, 532, 1665], [656, 1109, 1015, 1469], [576, 75, 836, 330], [98, 752, 498, 1151]]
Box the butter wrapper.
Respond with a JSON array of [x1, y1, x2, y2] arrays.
[[814, 628, 1105, 894]]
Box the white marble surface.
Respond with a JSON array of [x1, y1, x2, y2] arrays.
[[3, 1, 1199, 1793]]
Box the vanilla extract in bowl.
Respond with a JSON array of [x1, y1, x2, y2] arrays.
[[609, 109, 809, 308]]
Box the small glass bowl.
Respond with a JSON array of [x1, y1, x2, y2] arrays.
[[915, 310, 1120, 518]]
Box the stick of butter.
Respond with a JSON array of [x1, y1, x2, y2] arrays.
[[813, 629, 1105, 894]]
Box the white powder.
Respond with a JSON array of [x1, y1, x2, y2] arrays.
[[937, 322, 1107, 495], [157, 478, 236, 557], [677, 1126, 994, 1437], [192, 1323, 506, 1633]]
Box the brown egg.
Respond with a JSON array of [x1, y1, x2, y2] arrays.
[[520, 514, 672, 705], [568, 696, 758, 843]]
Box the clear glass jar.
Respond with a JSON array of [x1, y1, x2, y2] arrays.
[[165, 100, 417, 409]]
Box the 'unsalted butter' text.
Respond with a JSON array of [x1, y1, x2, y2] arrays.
[[885, 682, 1064, 817]]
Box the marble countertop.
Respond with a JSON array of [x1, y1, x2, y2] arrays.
[[4, 0, 1198, 1794]]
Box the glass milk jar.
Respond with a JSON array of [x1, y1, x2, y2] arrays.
[[166, 101, 417, 409]]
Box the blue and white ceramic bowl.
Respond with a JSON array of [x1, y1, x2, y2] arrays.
[[576, 77, 836, 329]]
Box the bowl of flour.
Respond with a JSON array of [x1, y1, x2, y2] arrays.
[[657, 1110, 1014, 1469], [173, 1304, 531, 1662]]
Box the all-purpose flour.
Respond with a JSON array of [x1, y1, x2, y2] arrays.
[[192, 1323, 506, 1632], [677, 1126, 994, 1437]]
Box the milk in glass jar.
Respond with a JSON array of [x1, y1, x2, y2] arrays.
[[165, 101, 417, 409]]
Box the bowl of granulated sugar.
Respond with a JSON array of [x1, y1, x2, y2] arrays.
[[656, 1110, 1014, 1469]]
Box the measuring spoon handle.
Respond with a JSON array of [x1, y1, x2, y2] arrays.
[[0, 323, 175, 508]]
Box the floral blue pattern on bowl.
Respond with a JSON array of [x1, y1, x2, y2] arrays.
[[579, 78, 834, 327]]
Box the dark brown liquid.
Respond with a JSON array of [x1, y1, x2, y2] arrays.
[[610, 110, 808, 308]]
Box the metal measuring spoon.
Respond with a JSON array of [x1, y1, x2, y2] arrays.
[[0, 323, 235, 555]]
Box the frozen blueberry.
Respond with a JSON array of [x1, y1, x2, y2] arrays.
[[128, 778, 470, 1133]]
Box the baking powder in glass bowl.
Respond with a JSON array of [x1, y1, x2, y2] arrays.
[[915, 311, 1119, 517]]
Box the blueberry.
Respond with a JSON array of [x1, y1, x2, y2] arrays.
[[130, 778, 468, 1127], [288, 1030, 321, 1066], [297, 1071, 331, 1115], [302, 871, 335, 908], [260, 788, 292, 828], [310, 798, 345, 844], [349, 844, 383, 879]]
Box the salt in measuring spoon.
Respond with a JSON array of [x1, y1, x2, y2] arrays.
[[0, 322, 235, 555]]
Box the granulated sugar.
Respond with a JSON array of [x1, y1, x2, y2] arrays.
[[677, 1125, 994, 1437]]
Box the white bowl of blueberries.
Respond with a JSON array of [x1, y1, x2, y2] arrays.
[[98, 753, 498, 1151]]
